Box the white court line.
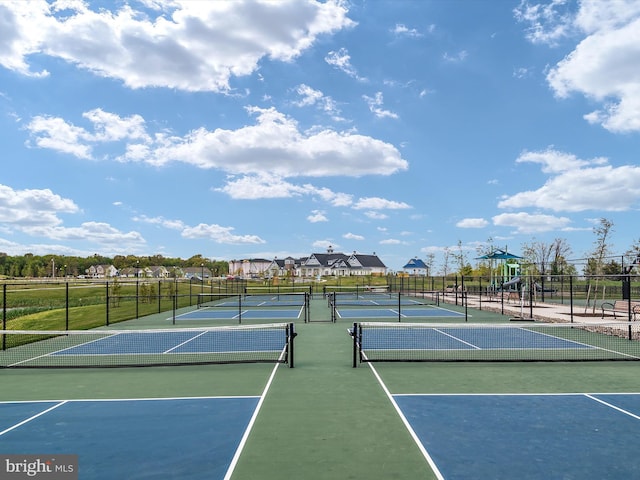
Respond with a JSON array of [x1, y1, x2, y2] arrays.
[[223, 362, 282, 480], [0, 401, 68, 436], [365, 362, 445, 480], [585, 394, 640, 420]]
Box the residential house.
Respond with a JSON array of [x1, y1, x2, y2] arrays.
[[402, 257, 429, 276], [183, 267, 212, 281], [86, 264, 118, 278], [228, 258, 273, 278], [266, 257, 306, 278]]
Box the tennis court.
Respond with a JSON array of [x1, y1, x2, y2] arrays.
[[3, 295, 640, 479], [0, 396, 263, 479], [391, 393, 640, 479]]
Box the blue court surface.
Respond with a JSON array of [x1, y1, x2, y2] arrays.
[[393, 393, 640, 479], [176, 308, 302, 321], [0, 397, 258, 479], [336, 307, 464, 320]]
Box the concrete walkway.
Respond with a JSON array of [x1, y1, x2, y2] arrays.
[[443, 293, 634, 325]]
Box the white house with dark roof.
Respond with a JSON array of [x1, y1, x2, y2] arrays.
[[300, 247, 387, 277], [232, 247, 387, 279]]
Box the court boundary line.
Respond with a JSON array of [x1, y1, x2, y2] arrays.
[[0, 400, 68, 436], [585, 393, 640, 420], [223, 361, 282, 480], [392, 392, 640, 397], [365, 362, 444, 480], [0, 395, 261, 405]]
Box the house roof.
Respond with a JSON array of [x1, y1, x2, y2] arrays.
[[351, 254, 386, 268], [403, 258, 427, 269]]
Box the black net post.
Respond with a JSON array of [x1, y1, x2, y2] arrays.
[[352, 322, 358, 368], [288, 322, 295, 368], [305, 292, 310, 323], [331, 292, 336, 322]]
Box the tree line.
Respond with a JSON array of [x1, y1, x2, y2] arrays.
[[0, 253, 229, 279]]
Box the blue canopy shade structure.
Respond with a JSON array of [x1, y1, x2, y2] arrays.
[[476, 248, 522, 288], [475, 248, 522, 261]]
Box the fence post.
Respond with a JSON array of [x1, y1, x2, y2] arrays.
[[105, 281, 110, 326], [65, 281, 69, 330], [2, 284, 6, 350]]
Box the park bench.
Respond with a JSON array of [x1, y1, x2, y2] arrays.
[[601, 300, 640, 320]]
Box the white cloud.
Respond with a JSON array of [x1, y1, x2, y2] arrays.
[[325, 47, 365, 81], [364, 211, 388, 220], [181, 223, 265, 245], [26, 115, 93, 159], [0, 0, 355, 92], [343, 232, 364, 240], [392, 24, 424, 38], [27, 106, 408, 177], [492, 212, 572, 234], [292, 84, 343, 120], [293, 84, 324, 107], [380, 238, 407, 245], [216, 174, 307, 200], [312, 239, 338, 250], [499, 149, 640, 212], [133, 215, 186, 231], [362, 92, 399, 119], [457, 218, 489, 228], [515, 148, 606, 173], [134, 214, 263, 245], [442, 50, 468, 63], [517, 1, 640, 132], [353, 197, 411, 210], [22, 222, 145, 248], [0, 184, 79, 227], [514, 0, 574, 46], [308, 210, 328, 223]]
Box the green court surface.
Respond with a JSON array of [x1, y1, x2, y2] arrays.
[[2, 297, 640, 479]]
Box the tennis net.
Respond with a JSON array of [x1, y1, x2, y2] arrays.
[[350, 321, 640, 366], [329, 291, 444, 323], [0, 323, 296, 368], [197, 292, 308, 307], [196, 292, 309, 323]]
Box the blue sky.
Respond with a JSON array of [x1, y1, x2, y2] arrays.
[[1, 0, 640, 272]]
